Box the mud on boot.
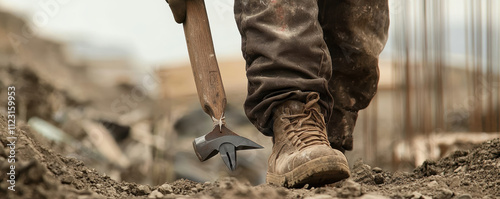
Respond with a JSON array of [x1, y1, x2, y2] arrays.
[[267, 93, 350, 188]]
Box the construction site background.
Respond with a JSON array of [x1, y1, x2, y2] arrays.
[[0, 0, 499, 186]]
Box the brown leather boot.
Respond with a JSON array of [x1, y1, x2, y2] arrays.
[[266, 93, 350, 187]]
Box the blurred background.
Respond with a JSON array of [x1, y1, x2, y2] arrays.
[[0, 0, 498, 186]]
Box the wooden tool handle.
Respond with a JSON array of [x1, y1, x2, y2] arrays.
[[183, 0, 226, 120]]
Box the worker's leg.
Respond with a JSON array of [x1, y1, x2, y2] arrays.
[[318, 0, 390, 152], [235, 0, 352, 187], [234, 0, 334, 136]]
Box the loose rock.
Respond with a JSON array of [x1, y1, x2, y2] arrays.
[[148, 190, 164, 199], [427, 181, 439, 188], [435, 188, 454, 199], [158, 183, 173, 194], [374, 174, 384, 184], [456, 194, 472, 199], [61, 175, 75, 184], [137, 185, 152, 195], [372, 167, 383, 173], [359, 194, 390, 199], [339, 179, 362, 197], [304, 194, 334, 199]]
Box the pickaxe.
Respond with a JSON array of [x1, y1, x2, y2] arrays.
[[166, 0, 263, 171]]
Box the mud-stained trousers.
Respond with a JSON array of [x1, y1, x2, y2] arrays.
[[234, 0, 390, 152]]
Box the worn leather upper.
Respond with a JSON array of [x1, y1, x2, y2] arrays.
[[268, 93, 348, 175]]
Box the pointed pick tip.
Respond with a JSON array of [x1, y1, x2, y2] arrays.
[[219, 143, 237, 171], [221, 153, 236, 171], [221, 154, 237, 171], [229, 163, 236, 171]]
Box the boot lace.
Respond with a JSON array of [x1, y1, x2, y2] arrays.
[[282, 94, 330, 150]]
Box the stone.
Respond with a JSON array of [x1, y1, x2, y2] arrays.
[[359, 194, 390, 199], [158, 183, 173, 194], [457, 157, 467, 163], [148, 190, 164, 199], [372, 167, 383, 173], [353, 159, 374, 184], [137, 185, 152, 195], [121, 186, 129, 191], [427, 180, 439, 188], [344, 179, 361, 190], [196, 184, 203, 190], [339, 179, 362, 197], [61, 175, 75, 184], [457, 194, 472, 199], [105, 187, 117, 196], [304, 194, 334, 199], [435, 188, 453, 199], [75, 171, 84, 178], [374, 174, 384, 184], [462, 180, 471, 186]]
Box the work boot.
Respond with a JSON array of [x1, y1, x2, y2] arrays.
[[267, 93, 350, 187]]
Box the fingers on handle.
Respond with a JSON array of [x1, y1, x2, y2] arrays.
[[166, 0, 186, 23]]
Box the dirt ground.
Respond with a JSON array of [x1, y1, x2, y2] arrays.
[[1, 115, 498, 199]]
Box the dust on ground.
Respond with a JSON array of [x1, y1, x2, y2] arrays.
[[1, 116, 498, 199]]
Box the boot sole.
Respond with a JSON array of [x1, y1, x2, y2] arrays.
[[266, 156, 350, 188]]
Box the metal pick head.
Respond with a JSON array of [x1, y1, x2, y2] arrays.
[[219, 143, 237, 171], [192, 125, 263, 170]]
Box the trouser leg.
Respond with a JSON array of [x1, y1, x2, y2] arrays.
[[318, 0, 389, 152], [234, 0, 334, 136]]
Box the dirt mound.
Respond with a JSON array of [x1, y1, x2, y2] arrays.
[[1, 117, 499, 198], [357, 138, 500, 198]]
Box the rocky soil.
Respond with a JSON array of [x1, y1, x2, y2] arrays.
[[1, 115, 499, 199]]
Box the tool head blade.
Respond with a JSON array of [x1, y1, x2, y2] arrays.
[[219, 143, 237, 171], [192, 125, 263, 171]]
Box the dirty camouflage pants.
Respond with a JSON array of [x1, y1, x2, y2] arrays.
[[234, 0, 389, 152]]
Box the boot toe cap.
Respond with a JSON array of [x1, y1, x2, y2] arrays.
[[275, 145, 348, 174]]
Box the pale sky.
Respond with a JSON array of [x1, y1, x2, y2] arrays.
[[0, 0, 240, 66], [0, 0, 496, 67]]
